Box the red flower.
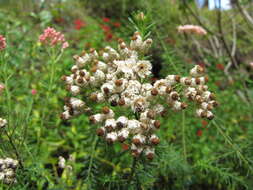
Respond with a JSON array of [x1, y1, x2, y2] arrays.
[[113, 22, 121, 28], [196, 61, 206, 68], [201, 120, 208, 127], [102, 17, 110, 23], [101, 24, 111, 32], [105, 33, 113, 41], [74, 19, 86, 30], [216, 63, 224, 71], [196, 129, 203, 137], [121, 143, 129, 151]]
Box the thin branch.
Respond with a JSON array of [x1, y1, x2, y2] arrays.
[[216, 2, 238, 68], [182, 1, 215, 35], [4, 129, 24, 169], [234, 0, 253, 27]]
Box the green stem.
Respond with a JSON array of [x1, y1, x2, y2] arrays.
[[212, 120, 253, 173], [20, 98, 34, 148], [130, 157, 141, 190], [87, 136, 99, 188], [37, 50, 63, 153], [182, 110, 187, 161], [4, 129, 24, 169]]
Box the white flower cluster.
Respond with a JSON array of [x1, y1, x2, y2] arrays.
[[0, 157, 18, 184], [58, 156, 73, 171], [61, 32, 218, 160]]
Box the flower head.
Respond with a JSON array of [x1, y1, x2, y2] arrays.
[[39, 27, 68, 50], [177, 25, 207, 35], [0, 35, 6, 51], [74, 19, 86, 30], [31, 89, 37, 95], [113, 22, 121, 28], [0, 84, 5, 94], [61, 31, 218, 160], [102, 17, 110, 23]]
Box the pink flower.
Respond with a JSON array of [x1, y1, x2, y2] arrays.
[[39, 27, 68, 49], [31, 89, 37, 95], [0, 35, 6, 51], [62, 42, 69, 49], [249, 62, 253, 69], [0, 84, 5, 94], [177, 25, 207, 35]]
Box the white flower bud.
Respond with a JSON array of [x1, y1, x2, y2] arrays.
[[149, 134, 160, 145], [116, 116, 128, 128], [105, 119, 116, 132], [141, 38, 152, 53], [89, 114, 105, 124], [104, 109, 115, 119], [89, 49, 98, 59], [0, 173, 4, 180], [196, 108, 206, 118], [61, 111, 72, 120], [202, 91, 213, 101], [105, 46, 120, 60], [67, 85, 80, 96], [130, 33, 143, 51], [58, 156, 66, 169], [197, 85, 208, 92], [106, 132, 118, 143], [166, 75, 180, 85], [132, 134, 146, 145], [172, 101, 182, 110], [0, 118, 7, 128], [133, 60, 152, 78], [102, 52, 110, 62], [61, 75, 74, 85], [153, 104, 165, 115], [206, 111, 214, 120], [131, 144, 143, 157], [101, 82, 114, 95], [154, 79, 168, 95], [71, 65, 78, 73], [127, 120, 142, 134], [180, 77, 192, 85], [94, 70, 105, 82], [190, 65, 204, 77], [96, 61, 107, 72], [144, 147, 155, 160], [75, 54, 90, 68], [69, 98, 85, 109], [118, 128, 129, 142], [91, 92, 105, 103]]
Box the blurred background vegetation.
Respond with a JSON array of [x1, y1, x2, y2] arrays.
[[0, 0, 252, 189]]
